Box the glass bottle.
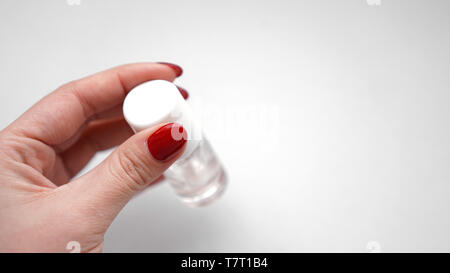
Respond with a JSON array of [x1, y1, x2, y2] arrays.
[[123, 80, 227, 207]]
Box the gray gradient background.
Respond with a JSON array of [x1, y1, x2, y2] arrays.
[[1, 0, 450, 252]]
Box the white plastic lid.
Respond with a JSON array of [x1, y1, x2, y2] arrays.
[[123, 80, 200, 160]]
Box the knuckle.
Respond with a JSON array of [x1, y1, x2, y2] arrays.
[[111, 148, 156, 190]]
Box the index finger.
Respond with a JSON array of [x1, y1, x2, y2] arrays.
[[5, 62, 180, 145]]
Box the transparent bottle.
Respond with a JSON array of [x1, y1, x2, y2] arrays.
[[165, 136, 227, 207], [123, 80, 227, 207]]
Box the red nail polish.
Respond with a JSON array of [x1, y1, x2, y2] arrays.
[[176, 86, 189, 100], [157, 62, 183, 77], [147, 123, 187, 162]]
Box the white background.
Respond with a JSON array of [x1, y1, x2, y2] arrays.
[[1, 0, 450, 252]]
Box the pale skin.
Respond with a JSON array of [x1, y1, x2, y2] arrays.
[[0, 63, 186, 252]]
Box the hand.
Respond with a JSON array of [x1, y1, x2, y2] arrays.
[[0, 63, 187, 252]]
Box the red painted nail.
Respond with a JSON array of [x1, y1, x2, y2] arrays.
[[157, 62, 183, 77], [147, 123, 187, 162], [176, 85, 189, 100]]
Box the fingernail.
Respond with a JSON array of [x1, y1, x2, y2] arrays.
[[147, 123, 187, 162], [176, 85, 189, 100], [157, 62, 183, 77]]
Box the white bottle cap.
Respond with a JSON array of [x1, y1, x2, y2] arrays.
[[123, 80, 201, 161]]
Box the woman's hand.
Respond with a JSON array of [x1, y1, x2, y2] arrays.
[[0, 63, 187, 252]]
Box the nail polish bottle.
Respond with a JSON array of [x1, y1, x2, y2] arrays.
[[123, 80, 227, 207]]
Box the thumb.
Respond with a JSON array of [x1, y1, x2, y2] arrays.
[[67, 122, 187, 224]]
